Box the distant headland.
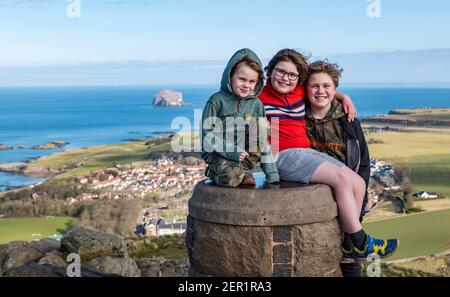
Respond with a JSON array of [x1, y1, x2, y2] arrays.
[[362, 107, 450, 129], [0, 141, 69, 151]]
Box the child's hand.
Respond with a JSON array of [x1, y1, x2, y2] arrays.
[[342, 95, 356, 122], [239, 152, 249, 162], [335, 92, 357, 122]]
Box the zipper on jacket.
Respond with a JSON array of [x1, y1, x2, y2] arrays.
[[237, 100, 240, 113], [355, 139, 361, 172]]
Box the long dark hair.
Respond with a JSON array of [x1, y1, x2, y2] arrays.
[[265, 48, 309, 85]]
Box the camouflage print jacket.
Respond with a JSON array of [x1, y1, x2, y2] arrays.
[[306, 99, 370, 220]]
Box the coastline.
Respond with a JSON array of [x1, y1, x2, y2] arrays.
[[0, 132, 176, 193], [361, 107, 450, 131], [361, 122, 450, 132], [2, 106, 450, 193], [0, 162, 28, 175]]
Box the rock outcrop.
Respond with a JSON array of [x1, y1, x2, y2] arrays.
[[152, 90, 184, 107], [84, 256, 140, 277], [61, 227, 128, 261], [0, 227, 141, 277], [135, 258, 189, 277], [32, 141, 69, 150], [0, 162, 27, 174], [0, 144, 13, 150]]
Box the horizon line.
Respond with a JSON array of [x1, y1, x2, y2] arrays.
[[1, 47, 450, 68], [1, 82, 450, 89]]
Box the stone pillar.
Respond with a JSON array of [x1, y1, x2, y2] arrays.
[[186, 180, 343, 277]]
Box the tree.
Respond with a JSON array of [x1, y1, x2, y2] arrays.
[[401, 174, 415, 212], [15, 188, 32, 200]]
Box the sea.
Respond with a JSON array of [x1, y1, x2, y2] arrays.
[[1, 84, 449, 192]]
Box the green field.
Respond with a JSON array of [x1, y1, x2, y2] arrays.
[[0, 217, 73, 244], [410, 154, 450, 197], [424, 113, 450, 119], [368, 131, 450, 197], [364, 209, 450, 260]]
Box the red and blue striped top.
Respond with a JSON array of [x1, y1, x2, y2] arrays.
[[258, 82, 311, 154]]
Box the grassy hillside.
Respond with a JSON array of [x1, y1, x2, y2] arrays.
[[364, 209, 450, 260], [27, 139, 172, 180], [0, 216, 73, 244], [367, 131, 450, 197]]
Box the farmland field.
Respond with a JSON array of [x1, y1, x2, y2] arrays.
[[367, 131, 450, 197], [364, 209, 450, 260], [425, 113, 450, 119], [0, 216, 73, 244]]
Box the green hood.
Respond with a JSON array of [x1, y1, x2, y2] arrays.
[[220, 48, 265, 99]]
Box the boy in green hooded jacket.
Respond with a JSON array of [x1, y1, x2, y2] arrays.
[[201, 48, 279, 187]]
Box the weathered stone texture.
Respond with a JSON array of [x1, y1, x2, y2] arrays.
[[191, 219, 273, 277]]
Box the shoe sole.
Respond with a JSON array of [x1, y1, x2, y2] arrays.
[[340, 257, 357, 264], [240, 178, 256, 185]]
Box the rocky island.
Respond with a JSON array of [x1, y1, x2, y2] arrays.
[[152, 90, 186, 107], [0, 144, 13, 150], [32, 141, 69, 150]]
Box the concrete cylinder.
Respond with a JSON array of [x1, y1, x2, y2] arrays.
[[186, 180, 343, 277]]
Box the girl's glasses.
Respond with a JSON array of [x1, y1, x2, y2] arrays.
[[273, 67, 299, 81]]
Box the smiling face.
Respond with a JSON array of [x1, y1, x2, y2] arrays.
[[306, 72, 337, 111], [230, 63, 259, 98], [270, 61, 299, 94]]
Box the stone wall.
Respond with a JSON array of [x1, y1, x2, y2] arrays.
[[186, 181, 343, 277]]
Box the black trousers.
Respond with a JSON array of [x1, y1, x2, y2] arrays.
[[341, 262, 363, 277]]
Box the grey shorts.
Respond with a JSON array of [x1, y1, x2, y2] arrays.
[[275, 148, 344, 184]]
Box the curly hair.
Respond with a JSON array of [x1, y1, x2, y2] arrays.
[[264, 48, 309, 84], [307, 60, 343, 88]]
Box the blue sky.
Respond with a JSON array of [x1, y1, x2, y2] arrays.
[[1, 0, 450, 65], [1, 0, 450, 85]]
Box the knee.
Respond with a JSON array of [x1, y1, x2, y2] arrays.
[[334, 169, 352, 187], [340, 169, 365, 190], [353, 174, 366, 192], [209, 158, 244, 188], [213, 168, 245, 188], [214, 174, 244, 188]]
